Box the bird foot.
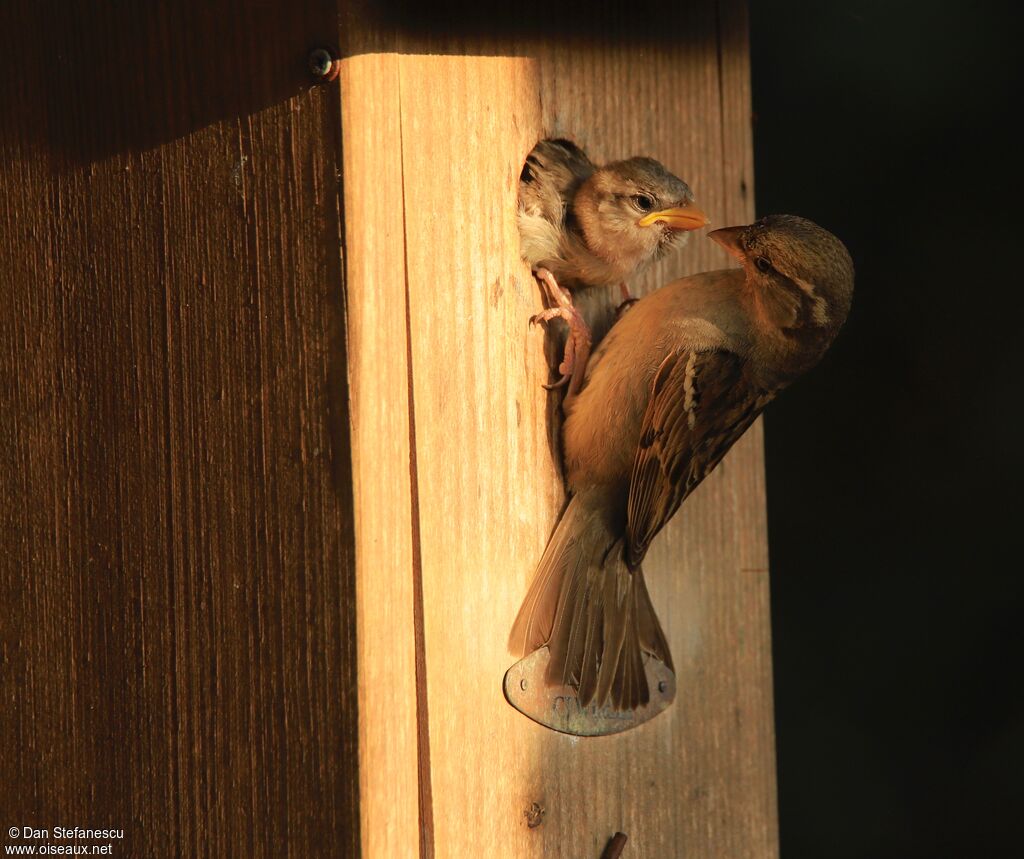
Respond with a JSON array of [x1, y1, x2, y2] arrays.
[[530, 269, 592, 396]]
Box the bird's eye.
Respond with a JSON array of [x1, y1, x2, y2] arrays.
[[632, 194, 655, 212], [754, 256, 772, 273]]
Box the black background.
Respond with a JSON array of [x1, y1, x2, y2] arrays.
[[751, 1, 1023, 856]]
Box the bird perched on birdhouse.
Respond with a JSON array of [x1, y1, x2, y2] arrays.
[[509, 215, 854, 712], [518, 138, 708, 395]]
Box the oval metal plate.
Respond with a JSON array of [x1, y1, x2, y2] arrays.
[[503, 647, 676, 736]]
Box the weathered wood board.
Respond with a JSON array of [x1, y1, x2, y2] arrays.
[[0, 2, 359, 856], [0, 1, 772, 856], [340, 2, 777, 856]]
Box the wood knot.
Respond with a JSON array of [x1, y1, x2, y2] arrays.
[[524, 801, 545, 829]]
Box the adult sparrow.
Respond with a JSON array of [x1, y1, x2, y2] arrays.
[[518, 138, 708, 394], [509, 215, 854, 711]]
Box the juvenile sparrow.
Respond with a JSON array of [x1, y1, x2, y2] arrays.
[[509, 215, 854, 711], [518, 138, 708, 394]]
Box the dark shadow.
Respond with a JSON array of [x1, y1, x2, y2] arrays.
[[0, 0, 728, 168], [0, 0, 338, 163], [340, 0, 721, 55], [752, 2, 1024, 857]]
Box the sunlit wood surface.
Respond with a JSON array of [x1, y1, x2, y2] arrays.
[[341, 2, 777, 856]]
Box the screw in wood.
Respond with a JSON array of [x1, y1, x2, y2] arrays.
[[308, 48, 340, 82]]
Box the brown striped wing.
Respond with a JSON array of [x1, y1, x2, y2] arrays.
[[626, 349, 774, 567]]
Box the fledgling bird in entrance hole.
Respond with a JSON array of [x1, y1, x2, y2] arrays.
[[518, 138, 708, 395], [509, 215, 854, 711]]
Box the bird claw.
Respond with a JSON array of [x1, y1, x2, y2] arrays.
[[542, 374, 571, 391], [530, 307, 565, 328]]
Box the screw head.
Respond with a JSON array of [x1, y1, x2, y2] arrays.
[[658, 680, 668, 694], [520, 678, 528, 691], [308, 48, 338, 80]]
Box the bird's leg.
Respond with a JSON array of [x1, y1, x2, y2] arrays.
[[530, 268, 592, 395], [534, 266, 573, 309], [615, 281, 639, 319]]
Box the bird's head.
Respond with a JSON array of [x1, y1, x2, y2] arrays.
[[709, 215, 854, 377], [572, 157, 708, 276]]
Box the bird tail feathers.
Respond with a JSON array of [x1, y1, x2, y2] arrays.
[[509, 495, 673, 710]]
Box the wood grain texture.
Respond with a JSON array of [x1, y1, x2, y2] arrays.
[[339, 2, 777, 857], [0, 2, 358, 856], [339, 53, 422, 859], [397, 56, 560, 858], [1, 1, 772, 857]]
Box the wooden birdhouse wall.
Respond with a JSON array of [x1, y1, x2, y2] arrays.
[[341, 2, 776, 857], [1, 1, 775, 857]]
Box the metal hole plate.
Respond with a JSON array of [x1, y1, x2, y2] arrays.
[[503, 647, 675, 736]]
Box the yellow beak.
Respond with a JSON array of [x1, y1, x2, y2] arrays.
[[637, 203, 709, 231]]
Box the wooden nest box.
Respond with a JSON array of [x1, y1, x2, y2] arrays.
[[1, 1, 776, 857]]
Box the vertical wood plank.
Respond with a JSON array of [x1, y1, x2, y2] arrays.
[[339, 53, 422, 859], [396, 55, 560, 858], [339, 1, 776, 856]]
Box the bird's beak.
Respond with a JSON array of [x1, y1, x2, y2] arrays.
[[707, 226, 746, 261], [637, 202, 709, 231]]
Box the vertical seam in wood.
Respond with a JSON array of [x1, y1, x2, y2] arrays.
[[397, 65, 436, 859]]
